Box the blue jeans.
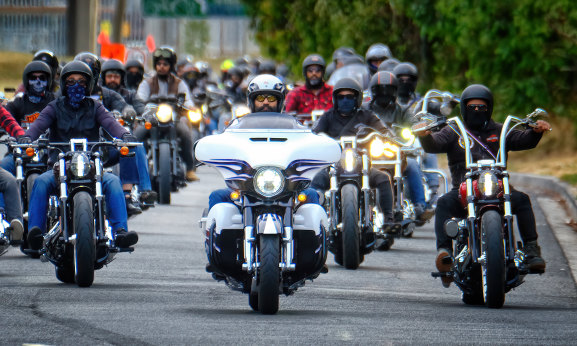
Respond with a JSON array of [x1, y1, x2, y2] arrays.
[[422, 153, 440, 191], [0, 154, 15, 209], [208, 188, 319, 210], [28, 170, 128, 233], [404, 158, 426, 207]]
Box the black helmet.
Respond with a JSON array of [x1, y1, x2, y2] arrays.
[[460, 84, 494, 119], [23, 61, 53, 92], [152, 46, 177, 72], [332, 77, 363, 112], [302, 54, 325, 76], [33, 49, 59, 76], [125, 59, 144, 73], [74, 52, 101, 89], [259, 60, 276, 75], [342, 54, 365, 66], [377, 58, 400, 72], [369, 71, 398, 94], [392, 62, 418, 80], [365, 43, 393, 73], [247, 74, 286, 112], [332, 47, 356, 63], [60, 61, 94, 96], [101, 59, 126, 88], [228, 66, 244, 80]]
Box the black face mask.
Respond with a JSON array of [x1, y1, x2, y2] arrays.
[[373, 94, 395, 108], [126, 72, 143, 88], [398, 81, 415, 98], [464, 109, 490, 131]]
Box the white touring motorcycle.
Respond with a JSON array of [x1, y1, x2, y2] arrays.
[[197, 112, 341, 314]]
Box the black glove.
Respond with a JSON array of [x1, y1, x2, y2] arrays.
[[17, 135, 32, 144], [122, 107, 137, 119], [122, 133, 137, 143]]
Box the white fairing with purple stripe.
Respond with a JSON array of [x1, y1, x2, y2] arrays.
[[196, 127, 341, 181]]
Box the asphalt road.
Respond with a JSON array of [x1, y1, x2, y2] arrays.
[[1, 166, 576, 345]]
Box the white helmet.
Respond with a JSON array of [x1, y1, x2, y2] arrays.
[[247, 74, 286, 112]]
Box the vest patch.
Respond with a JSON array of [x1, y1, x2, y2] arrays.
[[486, 134, 499, 142]]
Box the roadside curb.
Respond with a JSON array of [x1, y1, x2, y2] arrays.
[[510, 173, 577, 284]]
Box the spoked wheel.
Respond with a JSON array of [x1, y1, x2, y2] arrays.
[[73, 192, 95, 287], [481, 210, 506, 308], [258, 235, 280, 314], [158, 142, 171, 204], [341, 184, 360, 270]]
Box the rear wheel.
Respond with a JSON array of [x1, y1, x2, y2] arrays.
[[341, 184, 360, 269], [258, 235, 280, 314], [481, 210, 506, 308], [158, 142, 171, 204], [73, 192, 95, 287]]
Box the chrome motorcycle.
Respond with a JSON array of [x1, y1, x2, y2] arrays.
[[416, 108, 548, 308], [197, 112, 340, 314]]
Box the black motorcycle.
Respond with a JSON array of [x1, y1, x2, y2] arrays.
[[142, 96, 188, 204], [36, 138, 140, 287], [417, 108, 548, 308]]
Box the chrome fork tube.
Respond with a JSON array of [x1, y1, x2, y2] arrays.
[[242, 226, 255, 272]]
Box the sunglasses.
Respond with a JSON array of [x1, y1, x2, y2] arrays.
[[65, 78, 88, 87], [466, 104, 488, 112], [336, 94, 356, 100], [306, 66, 322, 74], [29, 75, 47, 81], [255, 94, 277, 102]]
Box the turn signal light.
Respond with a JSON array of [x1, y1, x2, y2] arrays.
[[297, 193, 307, 203], [118, 118, 125, 126], [145, 121, 152, 130], [119, 146, 130, 156], [26, 147, 35, 157], [230, 191, 240, 200]]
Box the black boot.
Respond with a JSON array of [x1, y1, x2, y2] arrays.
[[523, 240, 546, 273], [27, 226, 44, 251], [125, 195, 142, 216], [115, 229, 139, 247]]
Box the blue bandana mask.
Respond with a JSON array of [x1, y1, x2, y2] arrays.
[[28, 78, 48, 96], [66, 83, 86, 109], [337, 97, 356, 115]]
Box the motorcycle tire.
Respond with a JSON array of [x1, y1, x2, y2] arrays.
[[21, 173, 40, 258], [158, 142, 171, 205], [341, 184, 360, 270], [73, 191, 95, 287], [481, 210, 506, 308], [258, 234, 280, 314]]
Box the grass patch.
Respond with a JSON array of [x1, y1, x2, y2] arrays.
[[561, 173, 577, 185]]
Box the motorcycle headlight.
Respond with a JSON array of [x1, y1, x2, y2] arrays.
[[233, 105, 251, 118], [156, 104, 173, 123], [477, 171, 499, 198], [383, 142, 399, 158], [254, 167, 284, 197], [69, 153, 91, 178], [344, 149, 356, 172], [401, 128, 415, 144], [187, 109, 202, 124], [370, 138, 385, 158]]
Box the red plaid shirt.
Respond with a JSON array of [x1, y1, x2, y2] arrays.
[[285, 83, 333, 114], [0, 105, 25, 137]]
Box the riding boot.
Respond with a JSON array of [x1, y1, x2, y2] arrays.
[[523, 240, 546, 273]]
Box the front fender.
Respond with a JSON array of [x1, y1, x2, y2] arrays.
[[256, 213, 283, 234], [293, 204, 328, 236], [205, 203, 243, 235]]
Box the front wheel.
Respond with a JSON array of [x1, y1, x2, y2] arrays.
[[341, 184, 360, 269], [481, 210, 506, 308], [73, 192, 95, 287], [157, 142, 172, 204], [258, 235, 280, 314], [21, 173, 40, 258]]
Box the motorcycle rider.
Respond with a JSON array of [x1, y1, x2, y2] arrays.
[[101, 59, 145, 115], [224, 66, 247, 104], [285, 54, 334, 114], [208, 74, 319, 209], [378, 58, 400, 73], [393, 62, 441, 205], [365, 43, 393, 76], [125, 59, 145, 91], [135, 46, 198, 182], [311, 77, 395, 226], [365, 71, 433, 222], [76, 52, 154, 214], [0, 104, 27, 243], [415, 84, 549, 286], [23, 61, 139, 250]]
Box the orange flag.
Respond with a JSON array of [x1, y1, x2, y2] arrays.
[[146, 35, 156, 53]]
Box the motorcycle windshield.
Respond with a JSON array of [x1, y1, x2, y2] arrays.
[[327, 64, 370, 90], [196, 116, 341, 182]]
